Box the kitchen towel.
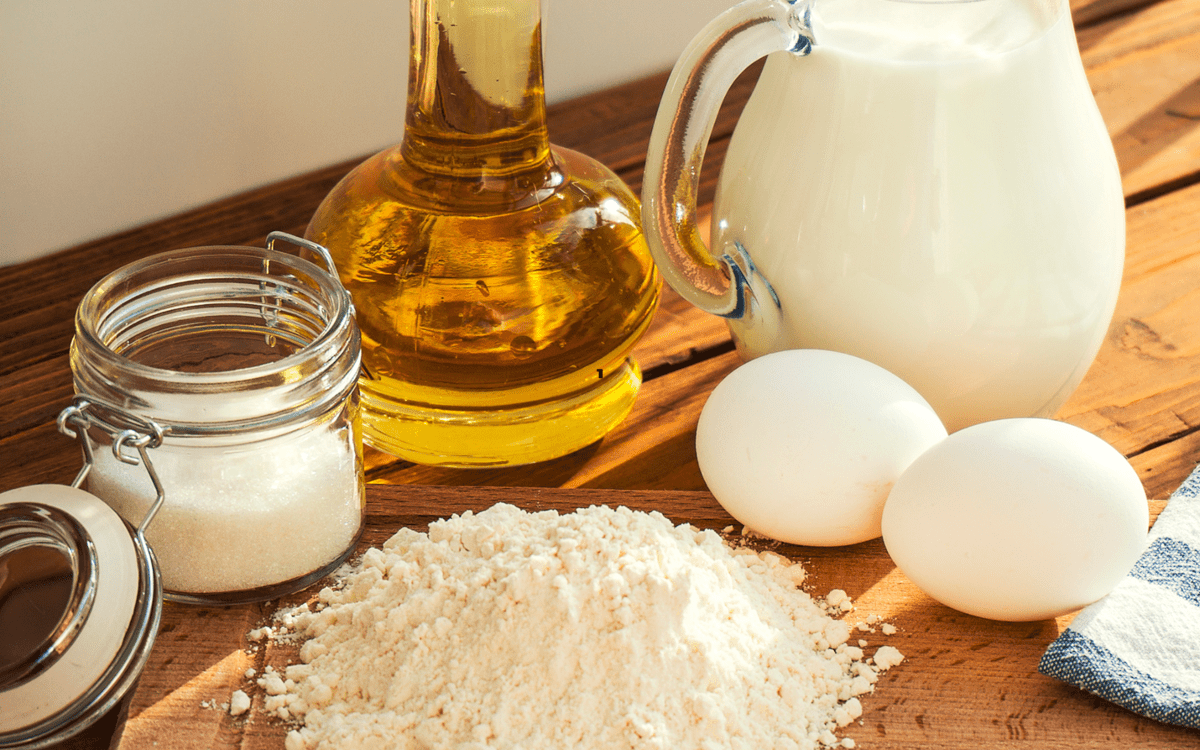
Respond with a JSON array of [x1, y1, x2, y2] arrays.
[[1039, 462, 1200, 729]]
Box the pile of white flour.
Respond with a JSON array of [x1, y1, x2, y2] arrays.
[[256, 503, 902, 750]]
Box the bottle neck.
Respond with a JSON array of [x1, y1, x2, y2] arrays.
[[402, 0, 552, 179]]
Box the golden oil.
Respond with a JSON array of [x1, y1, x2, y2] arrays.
[[305, 0, 660, 466]]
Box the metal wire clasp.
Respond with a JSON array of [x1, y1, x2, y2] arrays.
[[266, 231, 339, 278], [56, 396, 167, 537], [259, 231, 353, 344]]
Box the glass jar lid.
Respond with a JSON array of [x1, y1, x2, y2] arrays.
[[0, 484, 160, 747]]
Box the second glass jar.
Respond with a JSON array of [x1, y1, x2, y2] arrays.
[[69, 236, 365, 605]]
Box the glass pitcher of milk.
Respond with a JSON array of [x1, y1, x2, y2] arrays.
[[643, 0, 1124, 432]]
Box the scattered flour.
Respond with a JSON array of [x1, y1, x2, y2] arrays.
[[872, 646, 905, 671], [230, 690, 252, 717], [825, 589, 853, 613], [253, 503, 903, 749], [853, 613, 901, 637]]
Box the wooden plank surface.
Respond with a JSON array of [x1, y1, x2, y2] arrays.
[[1, 0, 1200, 747], [113, 485, 1192, 750], [1060, 180, 1200, 493], [1081, 0, 1200, 203]]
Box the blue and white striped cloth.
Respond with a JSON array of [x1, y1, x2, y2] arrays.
[[1039, 462, 1200, 729]]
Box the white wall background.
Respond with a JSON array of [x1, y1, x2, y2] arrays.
[[0, 0, 737, 267]]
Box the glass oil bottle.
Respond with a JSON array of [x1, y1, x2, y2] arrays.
[[305, 0, 660, 467]]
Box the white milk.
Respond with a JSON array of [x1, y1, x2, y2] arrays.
[[713, 0, 1124, 432]]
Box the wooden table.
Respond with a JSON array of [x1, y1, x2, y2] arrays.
[[3, 0, 1199, 746]]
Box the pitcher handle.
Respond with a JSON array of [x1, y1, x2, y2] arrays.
[[642, 0, 813, 319]]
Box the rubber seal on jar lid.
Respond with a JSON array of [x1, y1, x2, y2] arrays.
[[0, 484, 161, 747]]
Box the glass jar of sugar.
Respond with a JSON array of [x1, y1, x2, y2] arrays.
[[68, 232, 365, 605]]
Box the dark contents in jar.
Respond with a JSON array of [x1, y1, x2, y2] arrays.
[[0, 542, 140, 748], [0, 545, 74, 678]]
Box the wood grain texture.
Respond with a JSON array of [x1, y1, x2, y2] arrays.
[[1072, 0, 1161, 27], [2, 2, 1200, 747], [1081, 0, 1200, 202], [114, 486, 1189, 750], [1058, 180, 1200, 492]]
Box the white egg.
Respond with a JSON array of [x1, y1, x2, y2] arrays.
[[695, 349, 947, 546], [881, 418, 1149, 621]]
